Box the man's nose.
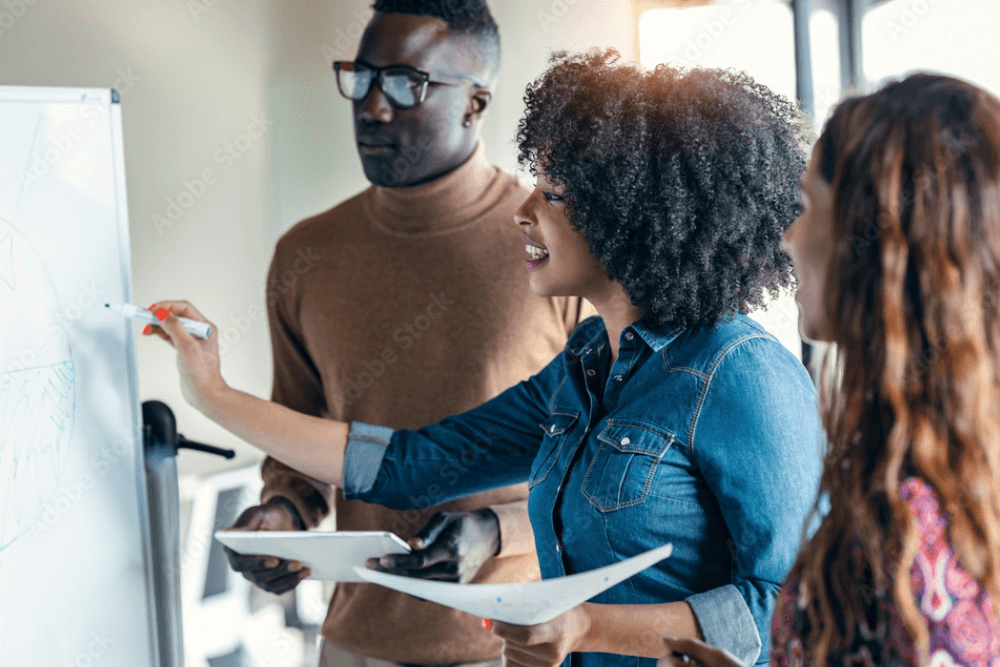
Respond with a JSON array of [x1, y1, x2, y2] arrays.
[[357, 83, 393, 124]]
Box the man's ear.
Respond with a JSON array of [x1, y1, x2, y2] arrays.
[[468, 88, 492, 121]]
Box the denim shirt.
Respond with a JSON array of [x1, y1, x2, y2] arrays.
[[343, 315, 823, 667]]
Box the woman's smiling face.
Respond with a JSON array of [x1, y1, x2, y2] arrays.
[[514, 165, 609, 299]]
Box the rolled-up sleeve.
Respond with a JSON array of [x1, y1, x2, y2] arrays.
[[688, 337, 824, 666], [343, 353, 566, 508]]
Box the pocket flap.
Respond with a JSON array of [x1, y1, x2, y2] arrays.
[[538, 411, 579, 436], [597, 421, 675, 456]]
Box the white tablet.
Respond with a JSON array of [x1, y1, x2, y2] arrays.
[[214, 530, 412, 582]]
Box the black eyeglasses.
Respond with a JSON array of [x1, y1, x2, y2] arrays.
[[333, 61, 480, 109]]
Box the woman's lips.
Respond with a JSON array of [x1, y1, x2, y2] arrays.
[[523, 235, 549, 268]]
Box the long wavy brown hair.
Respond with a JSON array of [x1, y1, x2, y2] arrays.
[[791, 73, 1000, 665]]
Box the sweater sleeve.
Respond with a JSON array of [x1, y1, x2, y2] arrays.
[[258, 243, 334, 529]]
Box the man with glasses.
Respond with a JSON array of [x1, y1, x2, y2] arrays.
[[221, 2, 592, 666]]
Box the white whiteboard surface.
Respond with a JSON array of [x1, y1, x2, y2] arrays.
[[0, 86, 157, 667]]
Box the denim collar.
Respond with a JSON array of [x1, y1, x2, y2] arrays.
[[568, 316, 683, 357]]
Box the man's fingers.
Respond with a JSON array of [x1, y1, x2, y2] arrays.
[[226, 549, 280, 572], [261, 569, 309, 595], [411, 512, 451, 549], [370, 558, 459, 581], [383, 540, 454, 570]]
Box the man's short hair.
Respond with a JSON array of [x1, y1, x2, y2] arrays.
[[371, 0, 501, 80]]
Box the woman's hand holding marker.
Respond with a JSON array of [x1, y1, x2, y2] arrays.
[[142, 300, 227, 412]]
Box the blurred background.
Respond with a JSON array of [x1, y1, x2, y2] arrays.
[[0, 0, 995, 665]]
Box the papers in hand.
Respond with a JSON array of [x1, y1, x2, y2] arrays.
[[354, 542, 673, 626], [214, 530, 411, 582]]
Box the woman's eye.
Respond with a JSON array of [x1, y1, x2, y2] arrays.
[[543, 191, 564, 203]]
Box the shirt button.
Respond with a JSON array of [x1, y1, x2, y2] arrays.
[[620, 437, 631, 445], [586, 369, 596, 376], [614, 374, 624, 381], [624, 332, 634, 341], [555, 542, 563, 554]]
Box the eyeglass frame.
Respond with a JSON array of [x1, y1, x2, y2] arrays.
[[333, 60, 485, 109]]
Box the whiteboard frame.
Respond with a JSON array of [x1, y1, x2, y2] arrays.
[[0, 85, 163, 667]]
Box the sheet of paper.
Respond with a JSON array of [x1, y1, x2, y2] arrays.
[[354, 542, 673, 625], [214, 530, 411, 583]]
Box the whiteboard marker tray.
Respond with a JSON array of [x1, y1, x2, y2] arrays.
[[214, 530, 411, 582]]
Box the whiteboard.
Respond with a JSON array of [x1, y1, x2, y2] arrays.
[[0, 87, 158, 667]]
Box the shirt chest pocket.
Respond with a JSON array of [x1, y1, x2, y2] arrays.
[[582, 422, 676, 512], [529, 410, 579, 490]]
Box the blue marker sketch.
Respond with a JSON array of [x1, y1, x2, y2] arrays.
[[0, 216, 76, 552]]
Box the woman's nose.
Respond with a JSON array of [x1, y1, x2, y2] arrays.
[[514, 202, 533, 228]]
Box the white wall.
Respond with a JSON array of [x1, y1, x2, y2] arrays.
[[0, 0, 638, 478]]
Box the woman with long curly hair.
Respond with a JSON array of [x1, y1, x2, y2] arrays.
[[147, 49, 823, 666], [662, 73, 1000, 667]]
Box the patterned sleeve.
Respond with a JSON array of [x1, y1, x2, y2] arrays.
[[898, 477, 1000, 666]]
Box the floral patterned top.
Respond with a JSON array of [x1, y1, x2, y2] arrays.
[[770, 477, 1000, 667]]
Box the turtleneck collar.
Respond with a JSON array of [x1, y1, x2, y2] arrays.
[[365, 142, 505, 236]]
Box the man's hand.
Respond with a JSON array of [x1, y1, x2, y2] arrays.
[[489, 605, 592, 667], [365, 509, 500, 583], [220, 497, 312, 595]]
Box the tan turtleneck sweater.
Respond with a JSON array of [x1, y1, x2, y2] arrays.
[[259, 143, 593, 663]]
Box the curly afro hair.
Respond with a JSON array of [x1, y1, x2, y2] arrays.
[[517, 48, 809, 329], [372, 0, 501, 77]]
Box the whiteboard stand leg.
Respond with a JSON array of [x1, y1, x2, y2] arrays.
[[142, 400, 235, 667]]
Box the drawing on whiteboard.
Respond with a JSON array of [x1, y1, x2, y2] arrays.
[[0, 216, 75, 552]]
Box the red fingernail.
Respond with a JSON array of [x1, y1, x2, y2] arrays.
[[142, 325, 151, 336], [155, 308, 170, 322], [148, 303, 157, 311], [482, 619, 492, 631]]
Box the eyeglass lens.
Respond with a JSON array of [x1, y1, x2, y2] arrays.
[[337, 65, 423, 108]]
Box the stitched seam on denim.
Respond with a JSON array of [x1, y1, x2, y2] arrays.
[[583, 434, 674, 511], [688, 334, 767, 455], [349, 433, 392, 446], [601, 419, 676, 442], [547, 375, 568, 413], [529, 432, 570, 489], [529, 411, 579, 489]]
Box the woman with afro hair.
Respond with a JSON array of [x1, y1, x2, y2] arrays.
[[151, 49, 824, 667]]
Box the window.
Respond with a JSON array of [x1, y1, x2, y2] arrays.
[[638, 0, 841, 359], [863, 0, 1000, 97]]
